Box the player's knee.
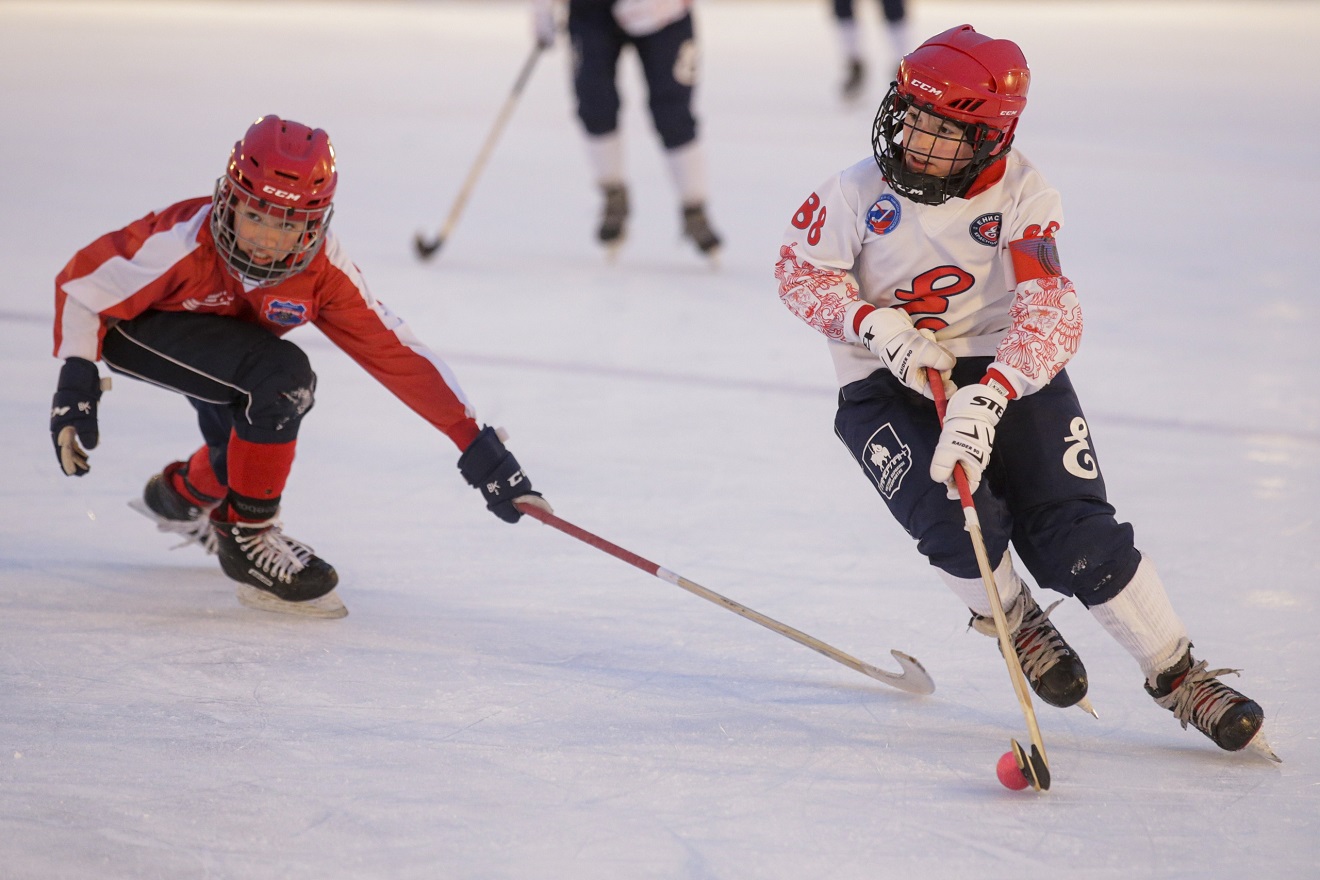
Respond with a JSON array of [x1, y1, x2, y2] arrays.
[[237, 340, 316, 442], [651, 105, 696, 150], [1020, 507, 1141, 605], [917, 519, 1005, 581], [575, 89, 620, 136]]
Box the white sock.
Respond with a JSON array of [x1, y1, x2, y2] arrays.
[[585, 131, 624, 188], [1088, 556, 1190, 679], [837, 19, 862, 61], [664, 141, 708, 208], [938, 554, 1023, 619]]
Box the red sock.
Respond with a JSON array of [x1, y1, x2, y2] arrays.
[[224, 432, 296, 522], [180, 448, 227, 501]]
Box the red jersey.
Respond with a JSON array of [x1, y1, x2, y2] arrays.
[[54, 197, 480, 450]]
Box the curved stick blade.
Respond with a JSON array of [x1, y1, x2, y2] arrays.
[[414, 232, 443, 260], [1011, 739, 1051, 791], [855, 650, 936, 695]]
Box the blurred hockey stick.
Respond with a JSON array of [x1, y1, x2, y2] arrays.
[[928, 368, 1051, 791], [414, 43, 545, 260], [514, 500, 935, 695]]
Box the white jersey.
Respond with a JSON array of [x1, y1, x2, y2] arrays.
[[776, 149, 1082, 399]]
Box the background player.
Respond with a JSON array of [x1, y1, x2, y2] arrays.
[[51, 115, 549, 618], [831, 0, 911, 101], [774, 26, 1271, 757], [532, 0, 722, 259]]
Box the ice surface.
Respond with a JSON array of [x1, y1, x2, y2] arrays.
[[1, 2, 1317, 878]]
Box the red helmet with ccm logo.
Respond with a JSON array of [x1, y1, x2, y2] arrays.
[[873, 26, 1030, 205], [211, 115, 338, 287]]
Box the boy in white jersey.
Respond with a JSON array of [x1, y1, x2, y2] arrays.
[[776, 25, 1271, 757]]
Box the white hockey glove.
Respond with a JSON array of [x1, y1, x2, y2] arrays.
[[854, 306, 955, 400], [930, 383, 1009, 499], [532, 0, 557, 48]]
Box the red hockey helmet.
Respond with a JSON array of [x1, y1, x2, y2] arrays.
[[211, 115, 338, 286], [873, 26, 1030, 205]]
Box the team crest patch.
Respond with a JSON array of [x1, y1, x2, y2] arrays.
[[866, 194, 902, 236], [861, 423, 912, 499], [262, 297, 310, 327], [970, 212, 1002, 246]]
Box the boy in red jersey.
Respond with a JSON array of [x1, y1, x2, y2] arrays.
[[51, 115, 549, 618]]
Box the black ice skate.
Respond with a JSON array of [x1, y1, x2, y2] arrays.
[[681, 202, 722, 260], [598, 183, 628, 251], [842, 58, 865, 100], [128, 461, 220, 554], [214, 514, 346, 618], [971, 587, 1092, 712], [1145, 647, 1276, 759]]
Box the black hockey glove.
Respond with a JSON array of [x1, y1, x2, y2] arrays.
[[50, 357, 105, 477], [457, 425, 545, 524]]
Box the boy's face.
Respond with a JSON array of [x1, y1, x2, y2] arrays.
[[900, 108, 975, 179], [231, 199, 310, 268]]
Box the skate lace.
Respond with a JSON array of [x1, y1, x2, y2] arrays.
[[232, 521, 315, 584], [1013, 598, 1072, 685], [1153, 660, 1245, 734], [157, 515, 220, 555]]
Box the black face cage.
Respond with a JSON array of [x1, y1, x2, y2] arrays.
[[872, 83, 1013, 206], [210, 177, 333, 287]]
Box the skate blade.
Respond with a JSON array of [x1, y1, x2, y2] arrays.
[[236, 584, 348, 619], [1075, 696, 1099, 718]]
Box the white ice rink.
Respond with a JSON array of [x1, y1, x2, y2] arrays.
[[1, 1, 1317, 877]]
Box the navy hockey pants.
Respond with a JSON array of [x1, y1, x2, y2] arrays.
[[833, 0, 905, 24], [833, 360, 1141, 607], [100, 310, 316, 486], [568, 1, 698, 149]]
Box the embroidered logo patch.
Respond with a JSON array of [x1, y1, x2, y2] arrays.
[[861, 423, 913, 499], [262, 297, 310, 327], [970, 212, 1002, 247], [866, 194, 902, 236]]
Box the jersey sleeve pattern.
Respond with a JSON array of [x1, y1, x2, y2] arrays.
[[775, 174, 863, 342], [313, 235, 481, 450], [54, 200, 210, 359], [990, 231, 1083, 398], [775, 244, 859, 341]]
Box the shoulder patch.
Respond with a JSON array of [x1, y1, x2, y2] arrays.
[[866, 194, 902, 236]]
